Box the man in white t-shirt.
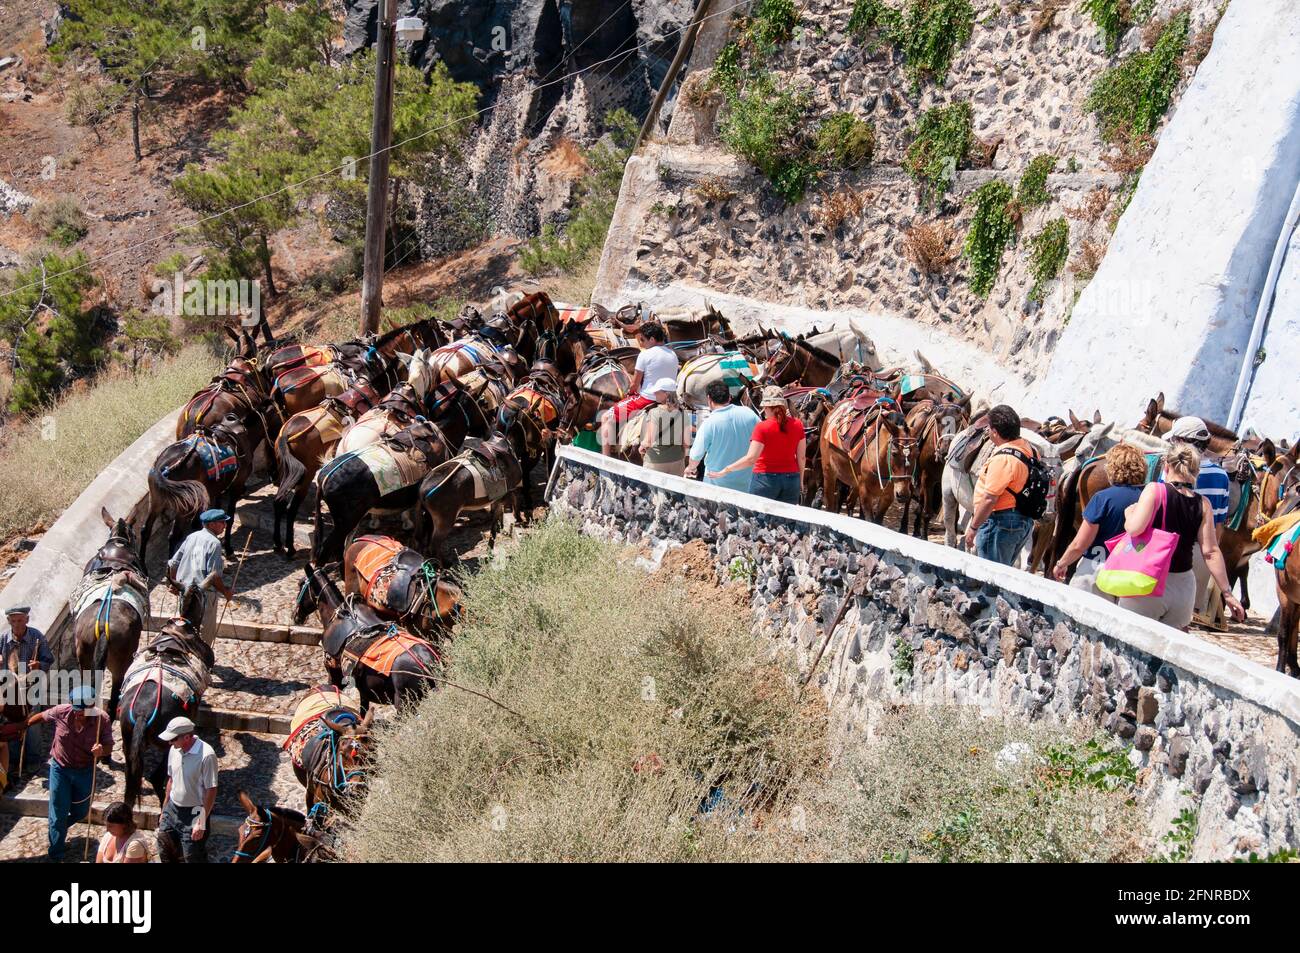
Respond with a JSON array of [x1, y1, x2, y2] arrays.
[[156, 716, 218, 863], [601, 322, 679, 455]]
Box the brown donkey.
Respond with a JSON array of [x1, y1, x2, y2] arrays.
[[820, 393, 915, 523], [899, 399, 968, 538]]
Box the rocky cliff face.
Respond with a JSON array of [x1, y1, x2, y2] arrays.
[[596, 0, 1226, 403], [344, 0, 694, 241]]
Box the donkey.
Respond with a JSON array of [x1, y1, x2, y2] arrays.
[[762, 335, 845, 388], [418, 434, 525, 561], [820, 394, 915, 523], [343, 535, 463, 638], [231, 792, 308, 863], [73, 509, 149, 719], [295, 563, 441, 714], [899, 399, 968, 539], [312, 385, 491, 563], [177, 325, 273, 438], [497, 362, 575, 512], [1136, 392, 1239, 455], [119, 604, 213, 807], [141, 413, 259, 558]]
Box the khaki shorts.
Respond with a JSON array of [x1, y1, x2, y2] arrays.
[[1069, 552, 1116, 603], [1120, 569, 1197, 630]]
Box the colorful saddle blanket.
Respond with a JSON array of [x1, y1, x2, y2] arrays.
[[284, 686, 358, 771], [341, 625, 438, 678], [825, 396, 896, 458], [322, 440, 430, 498], [69, 570, 150, 636], [1254, 511, 1300, 571], [678, 351, 756, 402], [178, 433, 238, 482]]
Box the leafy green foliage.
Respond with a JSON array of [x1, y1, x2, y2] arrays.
[[963, 179, 1016, 298], [815, 112, 876, 169], [892, 636, 914, 685], [520, 110, 638, 275], [1017, 154, 1056, 209], [719, 73, 816, 203], [1028, 217, 1069, 301], [116, 309, 180, 371], [1233, 847, 1300, 863], [1150, 806, 1198, 862], [1040, 736, 1136, 791], [1087, 11, 1190, 143], [247, 0, 338, 90], [0, 252, 103, 413], [848, 0, 975, 87], [748, 0, 799, 51], [903, 101, 972, 206], [1082, 0, 1128, 54]]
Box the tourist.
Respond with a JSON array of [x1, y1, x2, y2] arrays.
[[963, 405, 1037, 566], [637, 378, 693, 476], [1165, 416, 1231, 615], [28, 684, 112, 862], [601, 322, 679, 455], [685, 381, 759, 490], [166, 510, 235, 646], [708, 386, 806, 505], [1052, 443, 1147, 599], [156, 716, 218, 864], [0, 605, 53, 775], [96, 801, 151, 863], [1118, 444, 1245, 629]]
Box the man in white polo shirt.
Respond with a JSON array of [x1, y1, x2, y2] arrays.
[[156, 716, 218, 863]]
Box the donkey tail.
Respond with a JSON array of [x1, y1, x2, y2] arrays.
[[148, 463, 209, 523], [1051, 460, 1084, 567], [274, 431, 306, 507], [123, 713, 147, 808]]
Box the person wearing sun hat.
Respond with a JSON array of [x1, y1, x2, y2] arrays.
[[708, 385, 806, 504], [166, 509, 236, 646], [1, 604, 53, 776], [156, 716, 218, 863], [637, 377, 693, 476]]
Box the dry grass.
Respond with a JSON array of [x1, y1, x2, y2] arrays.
[[967, 134, 1001, 169], [341, 520, 1150, 863], [692, 176, 738, 204], [1071, 238, 1107, 280], [1066, 186, 1112, 223], [815, 187, 866, 230], [0, 344, 222, 540], [1030, 0, 1065, 39], [1102, 135, 1155, 175], [904, 220, 959, 274]]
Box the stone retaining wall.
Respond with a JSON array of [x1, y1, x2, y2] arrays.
[[547, 445, 1300, 860]]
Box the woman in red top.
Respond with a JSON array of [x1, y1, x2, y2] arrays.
[[708, 386, 806, 504]]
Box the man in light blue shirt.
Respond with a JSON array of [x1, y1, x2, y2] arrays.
[[166, 510, 234, 645], [685, 382, 759, 492]]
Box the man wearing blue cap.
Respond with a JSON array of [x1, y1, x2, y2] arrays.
[[166, 510, 236, 645], [1, 605, 53, 775], [27, 684, 112, 861]]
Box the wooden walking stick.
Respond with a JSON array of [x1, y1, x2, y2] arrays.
[[799, 571, 867, 697], [82, 712, 104, 862], [215, 531, 254, 638]]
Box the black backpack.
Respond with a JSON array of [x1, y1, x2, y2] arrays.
[[993, 446, 1050, 519]]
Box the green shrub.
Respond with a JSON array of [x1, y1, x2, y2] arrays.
[[719, 75, 816, 202], [1083, 0, 1128, 54], [749, 0, 799, 51], [963, 179, 1016, 298], [847, 0, 975, 87], [29, 197, 89, 246], [1150, 806, 1198, 862], [1028, 217, 1070, 301], [903, 101, 972, 206], [815, 112, 876, 169], [1017, 153, 1056, 209], [1086, 11, 1190, 143]]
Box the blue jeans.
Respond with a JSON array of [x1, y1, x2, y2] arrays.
[[7, 720, 43, 775], [749, 472, 801, 505], [48, 760, 94, 861], [975, 509, 1034, 566]]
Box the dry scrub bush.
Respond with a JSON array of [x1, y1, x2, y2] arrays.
[[342, 520, 828, 862], [905, 220, 959, 274], [1101, 135, 1155, 175], [1066, 186, 1111, 223], [1030, 0, 1065, 38], [692, 177, 738, 204], [808, 707, 1146, 862], [816, 188, 866, 230], [1071, 238, 1107, 280], [0, 344, 222, 539], [342, 521, 1150, 862]]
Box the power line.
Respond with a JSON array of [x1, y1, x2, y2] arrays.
[[1, 0, 748, 301]]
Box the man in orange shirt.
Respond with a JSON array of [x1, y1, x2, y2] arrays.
[[964, 405, 1037, 566]]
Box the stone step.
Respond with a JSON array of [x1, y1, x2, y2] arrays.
[[0, 787, 242, 834], [197, 705, 291, 736], [145, 618, 322, 645]]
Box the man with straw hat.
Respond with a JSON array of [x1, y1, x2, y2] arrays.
[[166, 509, 236, 646], [26, 684, 112, 861]]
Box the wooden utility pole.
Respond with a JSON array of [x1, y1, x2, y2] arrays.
[[632, 0, 713, 155], [360, 0, 398, 335]]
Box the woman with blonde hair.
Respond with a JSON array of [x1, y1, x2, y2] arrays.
[[1053, 443, 1148, 600], [1118, 443, 1244, 629]]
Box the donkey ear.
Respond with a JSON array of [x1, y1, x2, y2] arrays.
[[239, 790, 257, 815], [360, 708, 375, 731], [1155, 392, 1165, 414], [1069, 410, 1081, 427], [294, 832, 317, 848], [1261, 439, 1277, 466], [1093, 409, 1102, 424], [101, 506, 115, 529]]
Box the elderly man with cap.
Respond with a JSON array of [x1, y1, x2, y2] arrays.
[[166, 509, 236, 645], [1165, 416, 1232, 615], [26, 684, 112, 861], [156, 716, 218, 863], [1, 604, 54, 776], [708, 386, 806, 504]]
